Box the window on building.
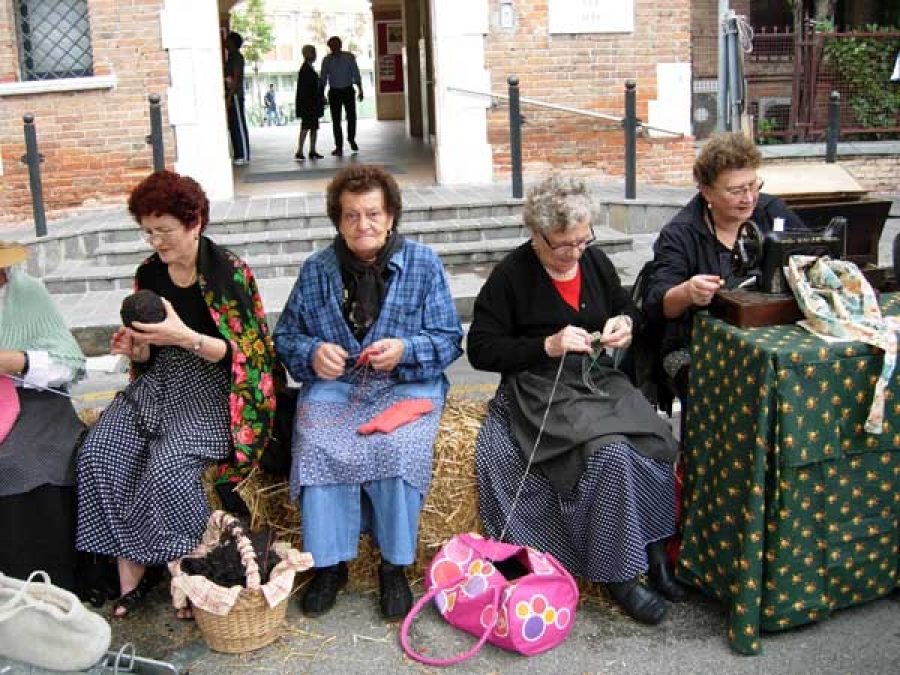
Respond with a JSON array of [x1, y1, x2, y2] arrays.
[[14, 0, 94, 80]]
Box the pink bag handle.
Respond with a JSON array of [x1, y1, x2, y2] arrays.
[[400, 574, 500, 666]]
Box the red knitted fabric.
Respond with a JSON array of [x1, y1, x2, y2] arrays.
[[358, 398, 434, 435]]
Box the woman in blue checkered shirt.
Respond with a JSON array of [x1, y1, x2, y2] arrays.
[[274, 165, 463, 622]]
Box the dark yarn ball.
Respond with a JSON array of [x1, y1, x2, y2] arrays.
[[180, 527, 281, 587], [120, 289, 166, 328]]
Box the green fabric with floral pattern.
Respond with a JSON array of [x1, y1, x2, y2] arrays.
[[134, 236, 283, 485], [678, 293, 900, 655]]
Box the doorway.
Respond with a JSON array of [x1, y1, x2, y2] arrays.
[[224, 0, 438, 197]]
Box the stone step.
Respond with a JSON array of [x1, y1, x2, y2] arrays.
[[45, 227, 634, 294], [21, 196, 683, 280], [91, 200, 526, 245], [92, 215, 532, 267]]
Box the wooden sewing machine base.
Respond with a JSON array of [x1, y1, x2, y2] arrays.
[[709, 290, 802, 328]]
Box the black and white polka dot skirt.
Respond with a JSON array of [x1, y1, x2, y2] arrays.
[[476, 387, 676, 583], [76, 347, 231, 565]]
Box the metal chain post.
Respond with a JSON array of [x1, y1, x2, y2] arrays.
[[825, 91, 840, 164], [508, 75, 523, 199], [147, 94, 164, 172], [624, 80, 637, 200], [21, 114, 47, 237]]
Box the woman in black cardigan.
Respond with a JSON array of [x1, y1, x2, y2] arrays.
[[467, 175, 682, 625]]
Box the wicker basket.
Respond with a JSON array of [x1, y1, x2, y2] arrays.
[[193, 587, 288, 654], [173, 511, 293, 654]]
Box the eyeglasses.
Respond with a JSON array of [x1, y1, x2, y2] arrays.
[[342, 208, 389, 227], [539, 226, 596, 253], [722, 178, 764, 198], [140, 227, 181, 242]]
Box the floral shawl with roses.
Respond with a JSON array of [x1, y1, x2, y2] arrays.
[[134, 236, 283, 484]]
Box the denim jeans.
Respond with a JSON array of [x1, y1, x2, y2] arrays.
[[301, 477, 423, 567]]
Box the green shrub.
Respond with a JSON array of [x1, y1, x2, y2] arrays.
[[821, 25, 900, 135]]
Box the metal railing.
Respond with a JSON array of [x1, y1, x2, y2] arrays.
[[449, 77, 684, 200], [20, 94, 166, 237]]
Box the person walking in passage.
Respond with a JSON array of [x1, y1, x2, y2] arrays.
[[319, 36, 363, 157], [264, 84, 278, 126], [224, 31, 250, 166], [294, 45, 325, 162]]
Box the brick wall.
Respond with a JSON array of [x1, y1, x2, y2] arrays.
[[484, 0, 695, 186], [0, 0, 173, 226]]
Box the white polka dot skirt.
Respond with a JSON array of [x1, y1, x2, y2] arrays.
[[476, 386, 676, 583], [76, 348, 231, 565]]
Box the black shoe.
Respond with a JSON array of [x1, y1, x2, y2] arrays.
[[112, 566, 164, 619], [647, 540, 686, 602], [309, 151, 324, 160], [301, 562, 348, 617], [331, 148, 343, 157], [606, 578, 667, 625], [294, 151, 305, 161], [378, 562, 412, 621], [349, 141, 359, 153]]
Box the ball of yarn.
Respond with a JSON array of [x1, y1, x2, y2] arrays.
[[120, 289, 166, 328]]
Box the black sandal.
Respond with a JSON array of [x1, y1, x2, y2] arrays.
[[112, 566, 164, 618]]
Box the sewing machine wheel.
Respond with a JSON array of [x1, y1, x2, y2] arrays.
[[731, 220, 764, 276]]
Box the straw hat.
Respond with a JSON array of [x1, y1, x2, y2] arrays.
[[0, 241, 29, 268]]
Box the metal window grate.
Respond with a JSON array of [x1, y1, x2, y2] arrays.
[[15, 0, 93, 81]]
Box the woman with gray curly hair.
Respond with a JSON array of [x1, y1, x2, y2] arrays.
[[467, 175, 682, 625]]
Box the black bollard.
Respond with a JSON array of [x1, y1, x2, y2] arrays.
[[508, 75, 523, 199], [147, 94, 164, 172], [825, 91, 840, 164], [21, 114, 47, 237], [624, 80, 637, 200]]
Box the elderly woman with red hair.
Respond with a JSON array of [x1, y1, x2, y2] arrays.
[[76, 170, 281, 618]]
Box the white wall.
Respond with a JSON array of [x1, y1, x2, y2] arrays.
[[161, 0, 234, 201], [430, 0, 493, 185]]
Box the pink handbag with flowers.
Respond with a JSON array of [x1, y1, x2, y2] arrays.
[[400, 532, 579, 665]]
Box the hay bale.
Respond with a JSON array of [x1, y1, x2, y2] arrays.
[[77, 406, 104, 428]]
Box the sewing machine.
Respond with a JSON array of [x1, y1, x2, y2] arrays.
[[730, 217, 847, 294], [709, 163, 893, 328], [712, 217, 846, 327]]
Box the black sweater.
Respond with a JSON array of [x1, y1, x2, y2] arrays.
[[467, 242, 641, 376], [644, 192, 804, 357]]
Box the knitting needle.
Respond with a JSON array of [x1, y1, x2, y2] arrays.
[[0, 373, 74, 398]]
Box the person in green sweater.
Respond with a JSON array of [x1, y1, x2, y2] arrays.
[[0, 241, 86, 592]]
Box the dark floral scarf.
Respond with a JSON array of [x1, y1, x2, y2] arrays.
[[135, 236, 283, 485]]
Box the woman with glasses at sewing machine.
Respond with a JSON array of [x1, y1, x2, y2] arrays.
[[467, 175, 681, 626], [0, 242, 86, 593], [643, 132, 804, 400], [76, 170, 281, 619]]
